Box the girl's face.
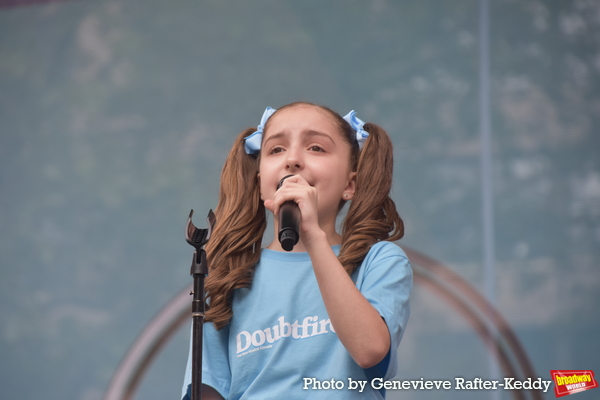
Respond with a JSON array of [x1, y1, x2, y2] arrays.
[[258, 104, 355, 225]]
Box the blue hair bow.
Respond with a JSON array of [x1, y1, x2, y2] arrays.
[[244, 106, 276, 155], [343, 110, 369, 150]]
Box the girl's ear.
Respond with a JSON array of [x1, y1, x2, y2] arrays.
[[343, 171, 357, 200]]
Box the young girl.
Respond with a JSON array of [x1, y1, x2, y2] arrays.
[[182, 102, 412, 400]]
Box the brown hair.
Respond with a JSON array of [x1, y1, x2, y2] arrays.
[[204, 102, 404, 330]]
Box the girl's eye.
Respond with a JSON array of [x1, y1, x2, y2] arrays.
[[309, 145, 324, 152], [269, 147, 284, 154]]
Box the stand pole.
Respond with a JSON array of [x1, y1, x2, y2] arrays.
[[185, 210, 215, 400], [190, 249, 208, 400]]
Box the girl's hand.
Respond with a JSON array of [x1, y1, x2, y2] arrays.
[[263, 175, 323, 242]]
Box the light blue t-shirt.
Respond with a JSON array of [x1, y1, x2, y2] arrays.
[[182, 241, 412, 399]]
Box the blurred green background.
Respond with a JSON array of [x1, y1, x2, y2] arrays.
[[1, 0, 598, 399]]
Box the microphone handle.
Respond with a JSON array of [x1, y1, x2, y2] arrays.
[[279, 201, 300, 251]]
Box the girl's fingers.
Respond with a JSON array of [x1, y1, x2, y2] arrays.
[[279, 174, 309, 189], [271, 176, 316, 218]]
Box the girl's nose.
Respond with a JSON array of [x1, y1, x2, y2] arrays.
[[285, 148, 304, 171]]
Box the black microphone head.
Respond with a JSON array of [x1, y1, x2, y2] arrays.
[[279, 228, 299, 252], [277, 174, 295, 190]]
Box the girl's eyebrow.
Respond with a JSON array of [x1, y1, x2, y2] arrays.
[[263, 131, 286, 147], [305, 130, 335, 145]]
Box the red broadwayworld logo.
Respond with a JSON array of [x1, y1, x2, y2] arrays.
[[550, 370, 598, 397]]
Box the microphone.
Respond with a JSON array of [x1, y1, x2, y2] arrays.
[[277, 175, 300, 251]]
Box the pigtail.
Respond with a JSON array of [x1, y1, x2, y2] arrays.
[[339, 122, 404, 274], [204, 128, 266, 330]]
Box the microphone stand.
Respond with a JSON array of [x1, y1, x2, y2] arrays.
[[185, 209, 216, 400]]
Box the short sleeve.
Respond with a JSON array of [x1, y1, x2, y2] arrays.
[[353, 241, 412, 380], [181, 321, 231, 399]]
